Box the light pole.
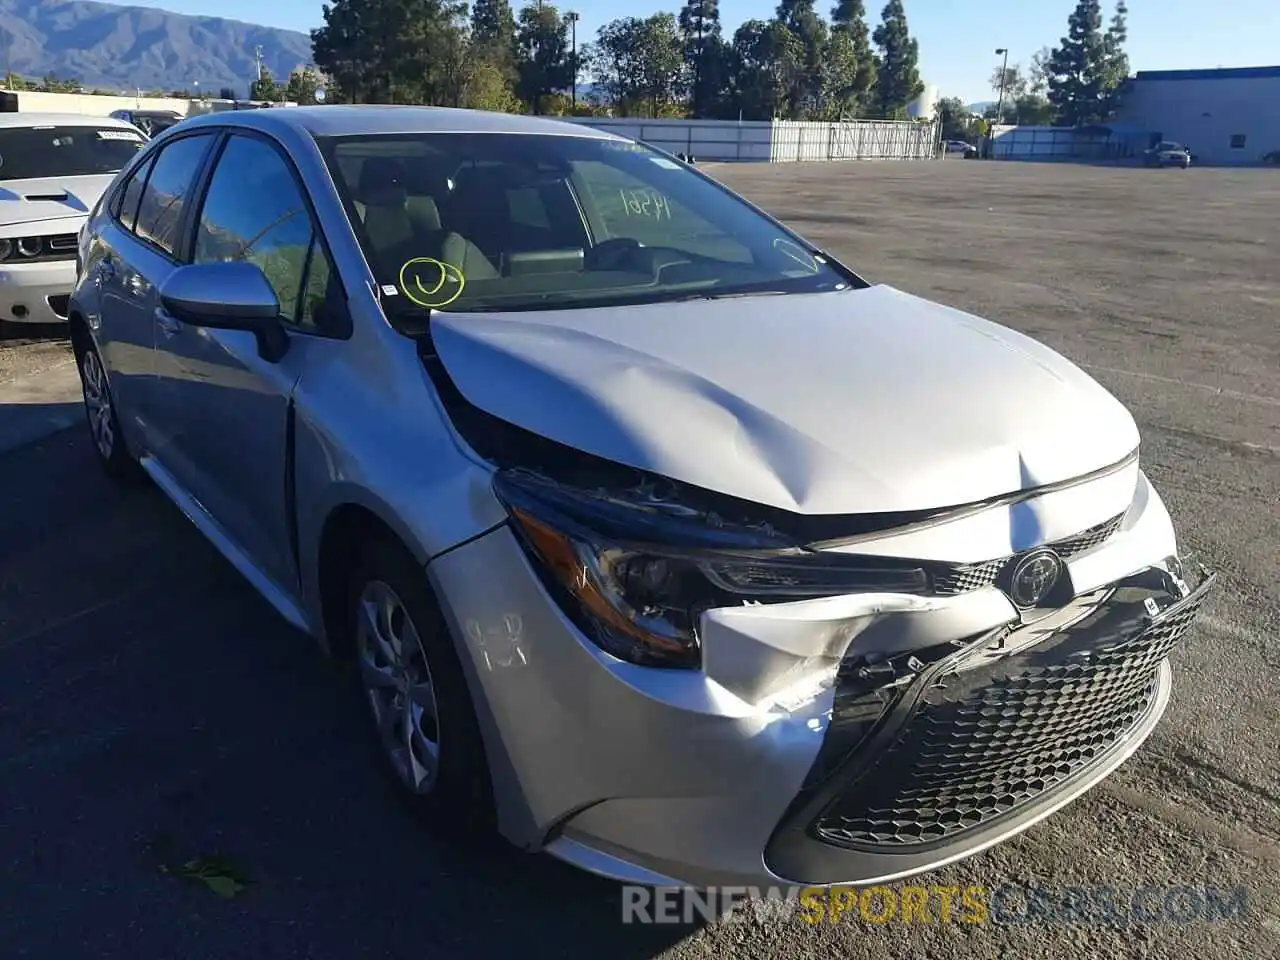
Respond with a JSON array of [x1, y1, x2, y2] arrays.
[[990, 47, 1010, 160], [567, 11, 579, 108], [994, 47, 1009, 125]]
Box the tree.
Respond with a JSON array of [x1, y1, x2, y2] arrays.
[[816, 29, 862, 119], [678, 0, 723, 117], [312, 0, 469, 105], [986, 63, 1030, 123], [1013, 94, 1056, 125], [990, 64, 1028, 104], [461, 59, 523, 113], [773, 0, 827, 118], [935, 95, 975, 142], [472, 0, 519, 75], [1100, 0, 1130, 111], [589, 14, 686, 118], [515, 2, 574, 115], [1028, 45, 1053, 96], [250, 68, 280, 101], [730, 19, 802, 120], [1045, 0, 1121, 126], [830, 0, 876, 115], [871, 0, 923, 119], [284, 66, 326, 104]]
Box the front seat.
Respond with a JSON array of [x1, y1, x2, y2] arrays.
[[440, 232, 500, 280], [354, 157, 414, 254]]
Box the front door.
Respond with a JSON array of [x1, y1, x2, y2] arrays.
[[155, 132, 342, 596]]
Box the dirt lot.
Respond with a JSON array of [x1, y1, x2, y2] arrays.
[[1, 160, 1277, 959]]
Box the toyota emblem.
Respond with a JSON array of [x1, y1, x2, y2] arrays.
[[1006, 548, 1063, 607]]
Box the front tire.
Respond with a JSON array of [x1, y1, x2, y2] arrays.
[[77, 340, 140, 480], [348, 537, 495, 836]]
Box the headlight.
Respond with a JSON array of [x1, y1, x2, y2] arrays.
[[0, 239, 11, 261], [496, 470, 929, 670]]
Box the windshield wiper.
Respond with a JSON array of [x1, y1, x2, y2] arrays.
[[666, 289, 794, 303]]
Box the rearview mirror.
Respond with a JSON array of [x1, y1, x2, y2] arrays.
[[158, 261, 289, 362]]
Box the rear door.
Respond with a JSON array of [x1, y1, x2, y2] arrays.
[[93, 132, 218, 451]]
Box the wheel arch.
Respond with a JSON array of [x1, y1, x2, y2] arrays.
[[67, 308, 91, 361], [316, 501, 432, 659]]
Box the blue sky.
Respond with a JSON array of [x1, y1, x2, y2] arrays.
[[126, 0, 1278, 102]]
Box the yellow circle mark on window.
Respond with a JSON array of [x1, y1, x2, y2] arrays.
[[399, 257, 466, 309]]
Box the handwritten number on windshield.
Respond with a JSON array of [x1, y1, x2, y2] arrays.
[[619, 188, 671, 221]]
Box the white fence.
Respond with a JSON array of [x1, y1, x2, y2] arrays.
[[3, 91, 941, 164], [771, 119, 940, 161], [565, 117, 776, 161], [569, 116, 940, 163], [0, 88, 286, 118]]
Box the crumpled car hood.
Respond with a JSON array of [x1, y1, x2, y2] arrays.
[[0, 175, 115, 229], [431, 284, 1140, 516]]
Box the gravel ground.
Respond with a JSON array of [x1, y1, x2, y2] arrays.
[[0, 160, 1276, 959]]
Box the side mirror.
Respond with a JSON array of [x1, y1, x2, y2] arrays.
[[158, 261, 289, 362]]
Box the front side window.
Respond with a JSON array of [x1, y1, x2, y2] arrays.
[[193, 134, 330, 329], [0, 124, 146, 181], [317, 132, 852, 322], [133, 134, 215, 257]]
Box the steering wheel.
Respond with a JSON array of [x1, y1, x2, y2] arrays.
[[588, 237, 643, 271]]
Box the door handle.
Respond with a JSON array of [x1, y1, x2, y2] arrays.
[[155, 308, 182, 336]]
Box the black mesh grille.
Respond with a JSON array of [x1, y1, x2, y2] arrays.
[[812, 583, 1208, 849], [932, 513, 1125, 596]]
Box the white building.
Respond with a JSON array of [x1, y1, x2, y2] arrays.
[[907, 83, 939, 121], [1116, 65, 1280, 165]]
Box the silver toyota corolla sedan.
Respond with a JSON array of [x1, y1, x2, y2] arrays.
[[68, 106, 1214, 890]]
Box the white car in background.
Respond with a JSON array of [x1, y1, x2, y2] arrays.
[[0, 112, 146, 330]]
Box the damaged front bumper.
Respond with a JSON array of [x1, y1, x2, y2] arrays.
[[764, 561, 1214, 885], [425, 467, 1214, 890]]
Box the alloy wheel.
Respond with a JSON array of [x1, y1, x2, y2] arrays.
[[80, 349, 115, 461], [356, 579, 442, 795]]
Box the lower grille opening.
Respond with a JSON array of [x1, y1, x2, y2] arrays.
[[810, 577, 1210, 850], [47, 294, 70, 318]]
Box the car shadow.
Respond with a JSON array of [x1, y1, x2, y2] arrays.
[[0, 431, 702, 959], [0, 321, 69, 344], [0, 400, 84, 457]]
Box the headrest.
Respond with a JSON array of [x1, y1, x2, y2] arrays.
[[449, 168, 511, 219], [357, 157, 407, 206], [407, 194, 441, 231]]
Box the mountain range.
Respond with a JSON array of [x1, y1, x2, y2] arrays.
[[0, 0, 313, 94]]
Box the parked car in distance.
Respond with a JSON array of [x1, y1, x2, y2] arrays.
[[69, 106, 1213, 891], [108, 108, 184, 139], [942, 139, 979, 157], [0, 112, 146, 330], [1143, 141, 1192, 168]]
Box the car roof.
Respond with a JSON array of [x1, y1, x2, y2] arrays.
[[173, 105, 622, 141], [0, 112, 139, 130]]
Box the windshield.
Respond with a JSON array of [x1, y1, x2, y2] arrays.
[[0, 125, 146, 181], [317, 132, 854, 317]]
